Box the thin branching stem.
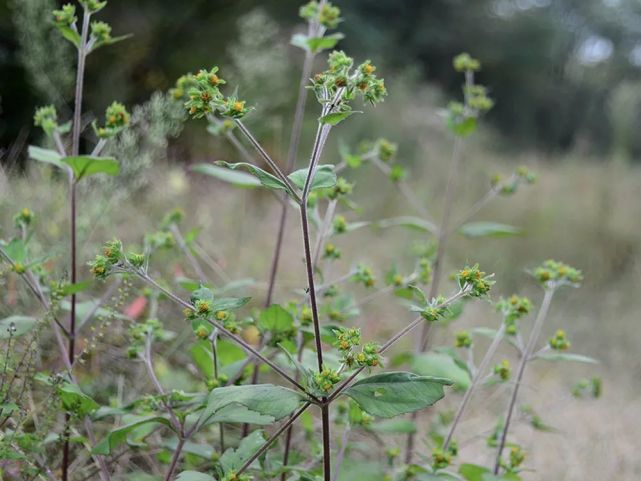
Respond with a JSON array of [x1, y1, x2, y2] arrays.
[[134, 270, 318, 400], [493, 288, 555, 474], [327, 287, 469, 404], [443, 323, 506, 450], [234, 120, 300, 202], [63, 9, 91, 480], [236, 402, 312, 476]]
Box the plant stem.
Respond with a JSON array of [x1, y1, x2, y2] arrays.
[[62, 9, 90, 481], [493, 288, 554, 474], [164, 437, 185, 481], [443, 323, 506, 450], [265, 51, 314, 307], [321, 404, 331, 481]]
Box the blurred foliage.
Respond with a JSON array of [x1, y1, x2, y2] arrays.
[[2, 0, 641, 161]]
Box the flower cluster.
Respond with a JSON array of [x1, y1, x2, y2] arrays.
[[549, 329, 571, 351], [89, 239, 123, 279], [454, 330, 472, 348], [447, 53, 493, 136], [418, 295, 449, 322], [352, 264, 376, 288], [494, 359, 511, 381], [457, 264, 494, 297], [532, 259, 583, 287], [312, 367, 342, 394], [80, 0, 108, 13], [334, 327, 381, 368], [323, 242, 341, 260], [335, 327, 361, 351], [299, 1, 341, 29], [492, 165, 537, 195], [90, 20, 112, 44], [14, 208, 34, 228], [92, 101, 130, 139], [127, 318, 163, 359], [310, 51, 386, 109], [332, 215, 348, 234], [328, 177, 353, 199], [34, 106, 62, 137], [496, 294, 532, 335], [53, 4, 77, 27], [180, 67, 252, 120]]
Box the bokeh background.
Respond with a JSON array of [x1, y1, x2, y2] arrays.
[[1, 0, 640, 479]]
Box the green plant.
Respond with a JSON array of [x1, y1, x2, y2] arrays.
[[0, 2, 600, 481]]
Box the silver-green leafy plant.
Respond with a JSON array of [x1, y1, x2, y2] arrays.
[[0, 2, 600, 481]]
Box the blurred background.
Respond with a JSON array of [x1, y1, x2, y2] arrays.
[[1, 0, 640, 479]]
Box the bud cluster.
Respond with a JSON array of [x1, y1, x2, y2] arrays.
[[493, 359, 511, 381], [299, 1, 341, 29], [34, 106, 63, 137], [457, 264, 494, 297], [549, 329, 570, 351], [14, 208, 34, 228], [352, 264, 376, 288], [312, 367, 342, 394], [178, 67, 252, 120], [454, 330, 472, 348], [533, 259, 583, 287], [310, 51, 387, 109], [94, 101, 130, 139], [496, 294, 532, 335]]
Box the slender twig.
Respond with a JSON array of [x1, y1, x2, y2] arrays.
[[134, 270, 318, 400], [236, 402, 312, 476], [493, 288, 555, 474], [331, 424, 351, 481], [326, 287, 469, 404], [265, 50, 315, 306], [443, 323, 506, 450], [234, 120, 300, 202], [170, 224, 207, 283], [164, 437, 185, 481]]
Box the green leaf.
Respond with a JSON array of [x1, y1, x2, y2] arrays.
[[537, 352, 599, 364], [459, 464, 521, 481], [212, 297, 251, 311], [164, 439, 215, 459], [28, 145, 65, 170], [56, 25, 81, 47], [307, 33, 345, 53], [197, 384, 302, 428], [219, 430, 264, 474], [288, 164, 337, 191], [449, 116, 477, 137], [258, 305, 294, 334], [62, 155, 119, 180], [92, 415, 173, 455], [376, 216, 437, 234], [0, 316, 38, 339], [58, 382, 99, 416], [320, 111, 356, 126], [459, 222, 521, 238], [369, 418, 417, 434], [58, 280, 93, 296], [192, 163, 261, 188], [175, 472, 216, 481], [215, 161, 290, 194], [412, 352, 471, 390], [291, 33, 311, 52], [343, 372, 452, 418]]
